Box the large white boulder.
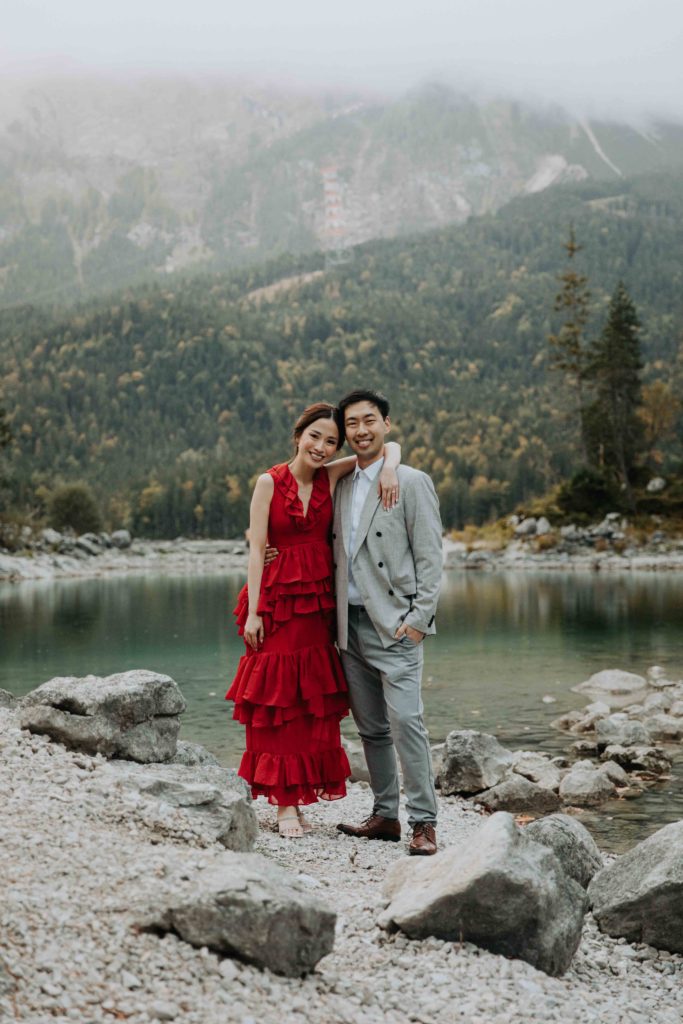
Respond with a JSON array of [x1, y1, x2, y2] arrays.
[[378, 812, 587, 976], [573, 670, 647, 698], [439, 730, 513, 796], [525, 814, 602, 889], [20, 670, 186, 762], [589, 821, 683, 952], [141, 852, 336, 976]]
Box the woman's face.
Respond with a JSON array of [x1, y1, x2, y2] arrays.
[[296, 417, 340, 467]]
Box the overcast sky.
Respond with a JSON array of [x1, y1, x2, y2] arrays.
[[3, 0, 683, 120]]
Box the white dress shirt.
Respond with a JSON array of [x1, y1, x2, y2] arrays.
[[348, 457, 383, 606]]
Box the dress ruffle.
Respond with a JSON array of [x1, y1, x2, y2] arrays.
[[238, 747, 351, 806], [233, 541, 335, 637], [227, 641, 348, 727], [270, 462, 330, 532]]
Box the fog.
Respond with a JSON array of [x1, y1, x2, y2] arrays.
[[3, 0, 683, 121]]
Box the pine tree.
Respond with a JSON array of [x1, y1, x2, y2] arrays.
[[586, 282, 643, 507], [548, 226, 591, 461], [0, 407, 10, 452]]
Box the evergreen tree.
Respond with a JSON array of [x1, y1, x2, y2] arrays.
[[48, 482, 103, 535], [548, 226, 591, 461], [585, 282, 643, 507], [0, 406, 10, 452]]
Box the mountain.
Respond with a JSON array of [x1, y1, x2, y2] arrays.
[[2, 77, 683, 307], [2, 171, 682, 535]]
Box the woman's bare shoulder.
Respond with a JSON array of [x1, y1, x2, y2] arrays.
[[253, 473, 275, 494]]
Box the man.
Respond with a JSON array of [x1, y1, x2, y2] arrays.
[[334, 389, 443, 855]]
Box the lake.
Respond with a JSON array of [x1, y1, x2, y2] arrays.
[[2, 569, 682, 851]]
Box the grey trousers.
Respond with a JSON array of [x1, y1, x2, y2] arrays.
[[341, 605, 438, 826]]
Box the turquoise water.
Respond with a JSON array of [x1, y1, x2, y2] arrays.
[[2, 569, 683, 850]]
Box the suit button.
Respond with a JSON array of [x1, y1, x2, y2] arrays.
[[334, 563, 337, 569], [388, 589, 394, 596], [332, 532, 336, 538], [378, 561, 383, 567], [376, 531, 382, 536]]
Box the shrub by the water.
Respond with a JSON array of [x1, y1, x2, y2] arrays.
[[48, 483, 103, 535], [556, 468, 621, 520]]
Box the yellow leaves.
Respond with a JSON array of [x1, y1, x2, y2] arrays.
[[490, 293, 522, 320], [225, 474, 242, 502], [139, 482, 165, 511], [181, 480, 195, 494], [639, 380, 681, 445], [117, 371, 143, 386], [217, 410, 232, 425]]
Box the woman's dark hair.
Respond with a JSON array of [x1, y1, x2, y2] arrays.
[[338, 388, 390, 420], [292, 402, 344, 451]]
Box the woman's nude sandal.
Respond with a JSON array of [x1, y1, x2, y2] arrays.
[[277, 811, 305, 838], [296, 808, 314, 833]]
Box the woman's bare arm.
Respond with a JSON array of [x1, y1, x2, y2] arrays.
[[319, 442, 401, 511], [244, 474, 274, 650]]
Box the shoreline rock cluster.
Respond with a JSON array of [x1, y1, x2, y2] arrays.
[[550, 665, 683, 790], [3, 514, 683, 584], [3, 670, 683, 1022], [445, 513, 683, 572], [0, 530, 249, 583]]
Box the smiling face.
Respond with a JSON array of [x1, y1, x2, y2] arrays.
[[343, 400, 390, 466], [295, 416, 340, 468]]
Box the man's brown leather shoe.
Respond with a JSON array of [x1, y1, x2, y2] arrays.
[[409, 822, 437, 855], [337, 814, 401, 841]]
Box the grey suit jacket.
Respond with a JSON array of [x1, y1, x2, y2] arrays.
[[333, 464, 443, 650]]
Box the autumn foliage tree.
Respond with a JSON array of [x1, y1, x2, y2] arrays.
[[638, 381, 682, 466]]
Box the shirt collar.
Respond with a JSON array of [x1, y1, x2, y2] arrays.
[[354, 456, 384, 481]]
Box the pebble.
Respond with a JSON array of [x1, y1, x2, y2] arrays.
[[2, 706, 683, 1024]]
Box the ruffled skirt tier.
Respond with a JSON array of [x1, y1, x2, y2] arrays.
[[227, 547, 350, 805]]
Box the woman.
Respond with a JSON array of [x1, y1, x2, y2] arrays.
[[226, 402, 400, 837]]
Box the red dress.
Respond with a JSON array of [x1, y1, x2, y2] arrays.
[[226, 463, 351, 805]]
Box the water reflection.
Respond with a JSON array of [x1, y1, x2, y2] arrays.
[[2, 569, 683, 851]]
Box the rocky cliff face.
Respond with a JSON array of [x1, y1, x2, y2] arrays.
[[1, 77, 682, 304]]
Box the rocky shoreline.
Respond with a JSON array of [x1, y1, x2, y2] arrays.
[[3, 515, 683, 584], [0, 532, 250, 583], [2, 672, 683, 1023], [445, 512, 683, 573]]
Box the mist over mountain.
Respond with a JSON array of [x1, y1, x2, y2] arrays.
[[2, 76, 683, 308]]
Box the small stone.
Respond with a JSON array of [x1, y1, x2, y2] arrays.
[[218, 959, 238, 982], [150, 1001, 179, 1021]]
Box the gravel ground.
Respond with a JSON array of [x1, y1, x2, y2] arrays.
[[1, 707, 682, 1024]]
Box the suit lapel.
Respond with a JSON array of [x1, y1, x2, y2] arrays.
[[352, 481, 381, 559], [340, 477, 353, 556]]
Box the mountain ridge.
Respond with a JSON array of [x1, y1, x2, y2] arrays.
[[2, 77, 683, 308]]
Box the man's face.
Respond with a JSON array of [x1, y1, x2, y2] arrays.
[[343, 401, 390, 465]]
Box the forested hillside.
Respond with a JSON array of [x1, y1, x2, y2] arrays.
[[2, 172, 682, 535]]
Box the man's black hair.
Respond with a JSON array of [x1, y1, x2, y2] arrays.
[[338, 389, 390, 420]]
